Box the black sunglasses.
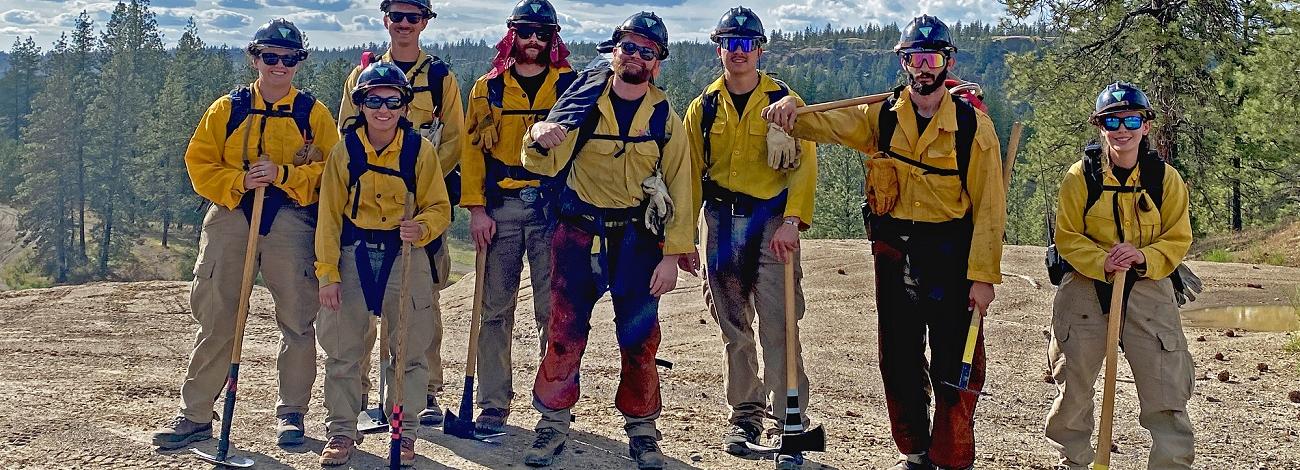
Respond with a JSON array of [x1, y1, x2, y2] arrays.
[[1100, 115, 1144, 131], [514, 24, 554, 41], [259, 52, 302, 67], [387, 11, 424, 24], [618, 41, 658, 61], [363, 95, 405, 110]]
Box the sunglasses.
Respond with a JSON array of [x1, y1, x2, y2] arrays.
[[514, 25, 554, 42], [259, 52, 302, 67], [1099, 115, 1145, 131], [618, 41, 658, 61], [901, 51, 947, 69], [362, 95, 406, 110], [721, 37, 760, 53], [387, 11, 424, 24]]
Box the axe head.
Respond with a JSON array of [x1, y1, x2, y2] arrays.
[[778, 424, 825, 454]]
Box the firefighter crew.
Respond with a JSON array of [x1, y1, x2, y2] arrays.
[[338, 0, 465, 426], [315, 61, 452, 467], [682, 7, 817, 469], [1044, 82, 1194, 470], [520, 11, 694, 469], [764, 15, 1006, 470], [153, 18, 338, 450], [459, 0, 576, 435]]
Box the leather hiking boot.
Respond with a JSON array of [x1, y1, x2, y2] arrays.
[[628, 435, 666, 470], [319, 435, 355, 466], [476, 408, 509, 434], [396, 436, 416, 466], [418, 394, 443, 426], [151, 415, 212, 450], [275, 412, 305, 447], [722, 421, 762, 457], [524, 428, 567, 467]]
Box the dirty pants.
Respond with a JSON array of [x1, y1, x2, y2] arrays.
[[532, 220, 662, 439], [702, 202, 809, 430], [359, 238, 448, 399], [477, 196, 553, 411], [1045, 272, 1194, 469], [318, 243, 436, 440], [180, 205, 318, 423], [872, 218, 984, 470]]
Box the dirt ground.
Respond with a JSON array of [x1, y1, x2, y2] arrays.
[[0, 243, 1298, 470]]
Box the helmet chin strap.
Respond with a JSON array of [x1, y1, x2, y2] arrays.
[[909, 67, 949, 95]]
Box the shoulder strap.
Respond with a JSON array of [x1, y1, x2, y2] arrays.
[[344, 129, 370, 219], [700, 90, 721, 171], [648, 100, 671, 160], [398, 125, 421, 194], [412, 57, 449, 116], [1138, 150, 1165, 209], [876, 85, 963, 181], [291, 89, 316, 141], [876, 86, 903, 161], [226, 86, 252, 138], [952, 95, 977, 193], [486, 74, 506, 108], [765, 80, 790, 104], [1081, 143, 1106, 217]]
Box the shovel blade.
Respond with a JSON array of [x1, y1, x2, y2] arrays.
[[358, 407, 389, 434], [778, 425, 826, 454], [192, 448, 255, 468], [441, 409, 504, 443]]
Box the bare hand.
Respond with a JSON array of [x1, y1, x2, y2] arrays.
[[968, 281, 994, 316], [760, 95, 800, 132], [468, 206, 496, 251], [530, 122, 568, 149], [769, 219, 800, 263], [244, 160, 279, 189], [1105, 243, 1145, 272], [319, 283, 341, 311], [399, 219, 424, 243], [677, 250, 700, 277], [649, 255, 681, 297]]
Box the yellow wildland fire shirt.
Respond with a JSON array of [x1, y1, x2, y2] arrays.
[[1054, 158, 1191, 283], [683, 73, 817, 226], [314, 128, 451, 286], [791, 87, 1006, 284], [338, 49, 463, 179], [460, 65, 573, 207], [185, 84, 339, 209], [521, 83, 696, 255]]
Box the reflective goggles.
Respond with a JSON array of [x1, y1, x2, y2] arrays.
[[362, 95, 406, 110], [1099, 115, 1145, 131], [720, 37, 761, 53], [618, 41, 659, 61], [259, 52, 303, 67], [900, 50, 948, 69]]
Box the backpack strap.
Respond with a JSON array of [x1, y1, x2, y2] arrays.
[[699, 89, 721, 175], [410, 57, 448, 117], [398, 124, 421, 195], [876, 86, 975, 192], [227, 86, 316, 140], [291, 89, 316, 142], [226, 86, 253, 139], [343, 122, 421, 220]]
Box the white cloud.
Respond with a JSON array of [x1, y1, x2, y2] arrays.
[[285, 11, 344, 32], [198, 9, 253, 29], [1, 9, 39, 25]]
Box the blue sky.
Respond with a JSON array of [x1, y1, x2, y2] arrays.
[[0, 0, 1010, 49]]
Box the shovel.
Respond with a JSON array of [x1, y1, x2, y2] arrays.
[[443, 249, 505, 442], [939, 307, 991, 396], [1094, 269, 1129, 470], [358, 318, 389, 434], [747, 258, 825, 456]]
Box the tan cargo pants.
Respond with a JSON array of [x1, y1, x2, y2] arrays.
[[701, 205, 810, 430], [179, 205, 318, 423], [319, 243, 436, 439], [476, 196, 552, 411], [1045, 272, 1195, 469], [359, 238, 448, 398]]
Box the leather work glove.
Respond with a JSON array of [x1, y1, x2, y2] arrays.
[[420, 117, 444, 149], [292, 140, 324, 166], [765, 123, 800, 171], [865, 155, 899, 216], [471, 108, 500, 152], [641, 170, 674, 236], [1173, 263, 1203, 306]]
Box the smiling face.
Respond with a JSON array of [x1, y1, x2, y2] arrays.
[[384, 2, 428, 46], [611, 33, 660, 85], [718, 39, 761, 75], [1097, 110, 1150, 156], [361, 87, 406, 134], [251, 46, 300, 88]]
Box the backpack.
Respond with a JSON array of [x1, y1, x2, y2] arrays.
[[1080, 141, 1165, 240], [409, 56, 450, 118], [876, 85, 978, 193], [226, 85, 316, 142], [341, 120, 421, 220], [697, 79, 790, 179], [486, 69, 579, 116]]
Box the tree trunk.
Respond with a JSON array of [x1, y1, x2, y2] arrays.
[[77, 147, 86, 259], [161, 210, 170, 248], [97, 203, 112, 279], [56, 194, 68, 283], [1232, 155, 1242, 232]]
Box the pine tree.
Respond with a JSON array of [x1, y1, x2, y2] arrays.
[[17, 35, 80, 282], [0, 37, 43, 202]]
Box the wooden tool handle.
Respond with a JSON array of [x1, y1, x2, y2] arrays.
[[796, 91, 893, 115], [465, 249, 488, 376], [390, 193, 418, 407], [1095, 269, 1129, 469], [1002, 122, 1024, 192], [784, 258, 798, 388]]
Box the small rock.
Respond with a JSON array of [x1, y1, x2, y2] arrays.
[[701, 392, 708, 399], [1248, 376, 1260, 381], [837, 268, 847, 275], [699, 318, 707, 324], [690, 453, 703, 463], [1247, 283, 1263, 289], [1110, 443, 1120, 453], [1288, 390, 1300, 403], [1196, 335, 1206, 342], [846, 410, 862, 418], [1225, 329, 1238, 338], [1214, 352, 1227, 361], [1206, 396, 1222, 403], [1217, 370, 1231, 382], [1042, 370, 1054, 384], [1257, 363, 1269, 372], [1252, 265, 1261, 269]]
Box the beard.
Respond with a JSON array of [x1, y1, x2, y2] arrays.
[[513, 44, 548, 65], [908, 68, 949, 95], [615, 61, 652, 85]]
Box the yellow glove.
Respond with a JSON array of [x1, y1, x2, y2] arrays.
[[641, 170, 674, 236], [865, 156, 899, 216], [292, 141, 324, 166], [765, 123, 800, 171], [472, 108, 500, 152]]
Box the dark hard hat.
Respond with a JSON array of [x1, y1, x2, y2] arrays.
[[600, 11, 669, 60], [351, 61, 414, 105], [710, 6, 766, 44], [380, 0, 436, 18], [894, 15, 955, 53], [250, 18, 306, 52], [1093, 82, 1155, 118], [508, 0, 559, 28]]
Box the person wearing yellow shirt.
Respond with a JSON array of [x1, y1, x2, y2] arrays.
[[152, 18, 338, 451], [764, 15, 1005, 470], [338, 0, 464, 427], [520, 12, 694, 469], [458, 0, 576, 434], [1044, 82, 1194, 470], [315, 62, 451, 466], [681, 8, 817, 469]]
